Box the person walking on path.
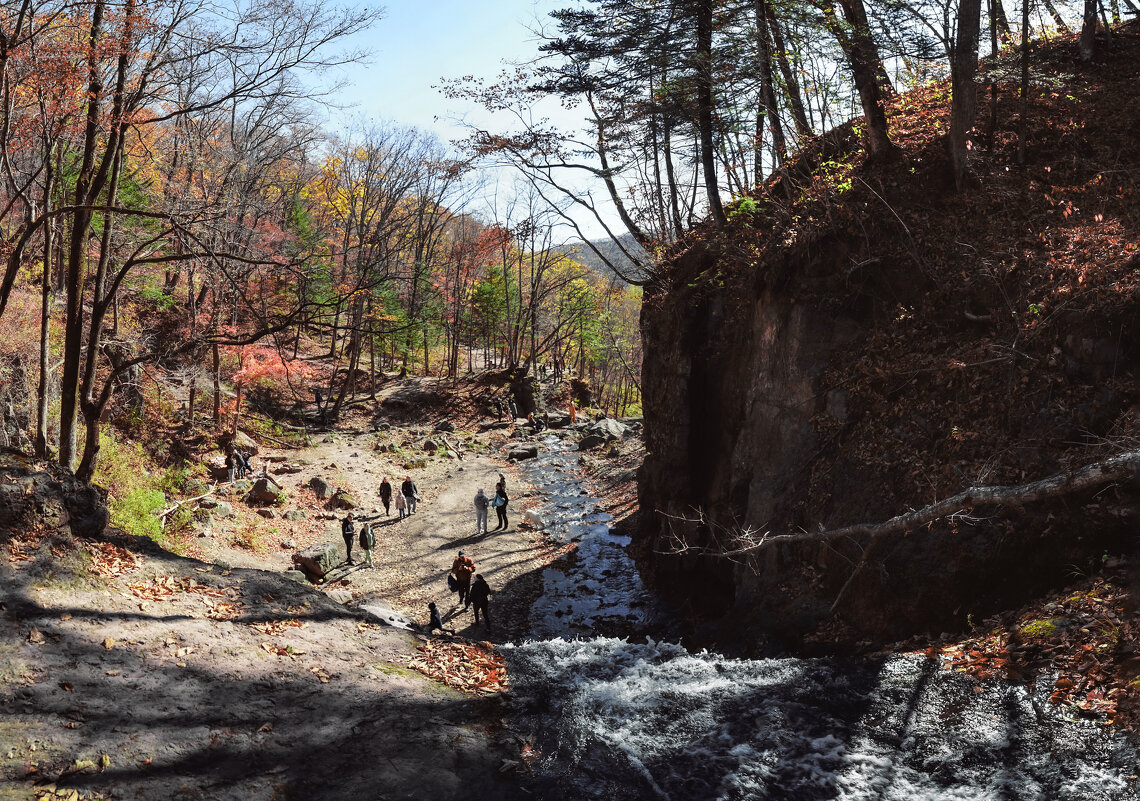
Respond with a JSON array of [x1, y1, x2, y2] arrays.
[[401, 476, 419, 514], [474, 488, 490, 535], [394, 489, 407, 519], [341, 513, 356, 565], [451, 550, 476, 609], [240, 451, 253, 479], [469, 574, 493, 629], [495, 398, 504, 421], [225, 450, 236, 483], [492, 480, 509, 531], [379, 478, 392, 516], [359, 521, 375, 568]]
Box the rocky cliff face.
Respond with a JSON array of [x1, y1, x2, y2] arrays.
[[0, 448, 108, 540], [638, 189, 1139, 650]]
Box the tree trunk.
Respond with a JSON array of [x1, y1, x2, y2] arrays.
[[820, 0, 895, 158], [766, 6, 813, 137], [696, 0, 726, 225], [949, 0, 983, 190], [1080, 0, 1098, 60], [1017, 0, 1030, 165], [212, 342, 222, 427]]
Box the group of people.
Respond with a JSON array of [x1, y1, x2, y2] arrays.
[[473, 473, 509, 535], [378, 476, 418, 519], [224, 448, 254, 482], [428, 549, 493, 634], [333, 470, 503, 637], [338, 476, 421, 567], [340, 512, 376, 568]]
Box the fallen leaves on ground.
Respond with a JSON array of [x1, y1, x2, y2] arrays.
[[249, 619, 309, 636], [910, 574, 1139, 730], [401, 639, 508, 696], [127, 574, 243, 619], [85, 541, 139, 577]]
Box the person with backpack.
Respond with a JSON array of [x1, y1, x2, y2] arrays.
[[240, 451, 253, 479], [341, 513, 355, 565], [469, 574, 493, 630], [492, 480, 509, 531], [450, 550, 476, 609], [474, 487, 490, 535], [379, 477, 392, 516], [401, 476, 418, 514], [359, 521, 375, 568]]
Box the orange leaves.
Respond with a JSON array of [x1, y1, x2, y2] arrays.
[[402, 639, 509, 696], [85, 541, 139, 577], [249, 619, 309, 636], [127, 573, 243, 619]]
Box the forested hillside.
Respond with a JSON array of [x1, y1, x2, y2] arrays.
[[638, 20, 1140, 650], [0, 0, 645, 509]]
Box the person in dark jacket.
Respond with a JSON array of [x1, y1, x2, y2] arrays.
[[225, 450, 236, 483], [401, 476, 418, 514], [469, 574, 492, 629], [379, 477, 392, 516], [492, 480, 509, 531], [341, 513, 355, 565], [359, 522, 375, 568], [426, 602, 451, 635]]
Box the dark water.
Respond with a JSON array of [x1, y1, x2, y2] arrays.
[[505, 436, 1140, 800]]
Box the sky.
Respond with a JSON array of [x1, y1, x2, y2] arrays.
[[312, 0, 616, 240], [323, 0, 566, 144]]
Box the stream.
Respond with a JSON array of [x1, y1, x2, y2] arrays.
[[504, 437, 1140, 800]]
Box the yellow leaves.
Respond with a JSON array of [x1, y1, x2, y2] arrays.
[[309, 666, 331, 683], [249, 619, 308, 636]]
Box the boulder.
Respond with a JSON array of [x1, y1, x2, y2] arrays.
[[327, 488, 358, 510], [433, 420, 456, 433], [587, 417, 628, 442], [207, 459, 230, 482], [359, 602, 415, 631], [199, 497, 220, 510], [507, 445, 539, 462], [546, 411, 571, 428], [275, 463, 302, 475], [578, 433, 607, 451], [214, 501, 235, 519], [232, 479, 253, 493], [257, 508, 276, 519], [245, 476, 284, 505], [423, 439, 439, 452], [308, 476, 334, 500], [281, 538, 297, 549], [292, 542, 339, 582], [283, 510, 307, 521], [524, 509, 546, 529], [326, 588, 354, 604]]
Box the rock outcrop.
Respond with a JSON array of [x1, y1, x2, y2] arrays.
[[0, 448, 107, 539], [638, 224, 1139, 649]]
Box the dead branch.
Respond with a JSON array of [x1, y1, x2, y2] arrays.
[[159, 483, 218, 528]]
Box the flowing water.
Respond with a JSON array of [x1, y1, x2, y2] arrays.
[[505, 435, 1140, 800]]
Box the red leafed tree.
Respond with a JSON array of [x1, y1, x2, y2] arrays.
[[440, 221, 509, 379], [227, 345, 313, 435]]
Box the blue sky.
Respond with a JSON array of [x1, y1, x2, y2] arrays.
[[324, 0, 564, 141]]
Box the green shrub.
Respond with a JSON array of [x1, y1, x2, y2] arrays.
[[110, 487, 166, 541]]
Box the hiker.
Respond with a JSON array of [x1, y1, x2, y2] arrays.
[[508, 399, 518, 419], [225, 449, 236, 483], [450, 550, 476, 609], [426, 602, 451, 635], [394, 489, 407, 519], [401, 476, 418, 514], [359, 521, 375, 568], [379, 477, 392, 516], [469, 574, 493, 629], [474, 487, 490, 535], [240, 451, 253, 480], [341, 513, 355, 565], [492, 480, 509, 531], [495, 398, 505, 421]]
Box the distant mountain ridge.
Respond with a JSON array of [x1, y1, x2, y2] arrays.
[[559, 233, 648, 285]]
